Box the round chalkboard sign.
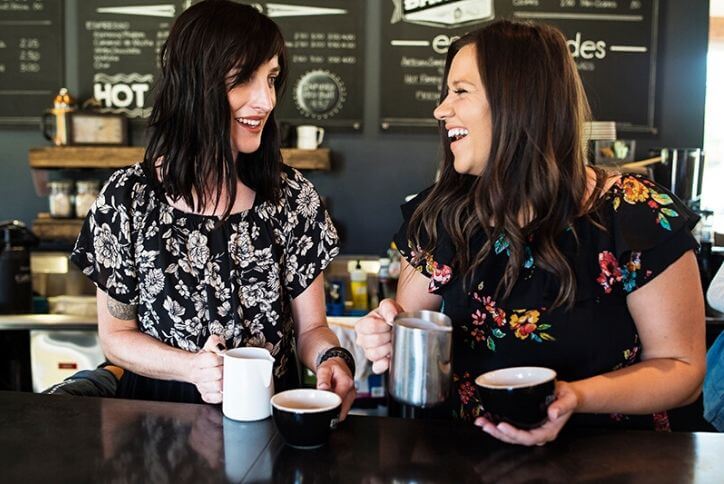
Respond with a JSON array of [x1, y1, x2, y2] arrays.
[[293, 69, 346, 120]]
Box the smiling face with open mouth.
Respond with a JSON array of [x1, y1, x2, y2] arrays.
[[227, 55, 280, 157], [434, 44, 492, 176]]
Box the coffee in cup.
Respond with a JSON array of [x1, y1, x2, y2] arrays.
[[271, 389, 342, 448], [475, 366, 556, 429]]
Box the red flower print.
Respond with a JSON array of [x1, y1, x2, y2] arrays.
[[471, 328, 487, 343], [518, 322, 537, 338], [491, 307, 506, 327], [597, 251, 622, 294], [471, 310, 486, 326], [427, 261, 452, 292], [431, 261, 452, 284], [652, 411, 671, 432], [458, 379, 476, 405], [647, 200, 658, 209]]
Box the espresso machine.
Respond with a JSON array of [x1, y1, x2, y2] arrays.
[[0, 220, 38, 314], [0, 221, 38, 392]]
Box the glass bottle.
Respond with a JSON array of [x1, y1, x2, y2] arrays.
[[75, 180, 100, 218], [48, 180, 74, 218]]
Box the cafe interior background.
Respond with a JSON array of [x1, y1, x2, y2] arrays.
[[0, 0, 721, 426]]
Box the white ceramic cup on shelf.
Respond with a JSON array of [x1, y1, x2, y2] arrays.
[[296, 125, 324, 149]]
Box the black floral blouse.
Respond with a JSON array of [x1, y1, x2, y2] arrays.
[[394, 174, 699, 430], [71, 163, 339, 402]]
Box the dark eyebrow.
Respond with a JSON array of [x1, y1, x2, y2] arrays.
[[269, 66, 281, 75]]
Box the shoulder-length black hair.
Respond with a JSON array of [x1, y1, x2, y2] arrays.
[[143, 0, 287, 218]]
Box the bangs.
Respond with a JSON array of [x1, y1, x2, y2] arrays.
[[227, 16, 287, 90]]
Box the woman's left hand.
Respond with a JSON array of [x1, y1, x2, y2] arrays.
[[474, 380, 579, 446], [316, 357, 356, 421]]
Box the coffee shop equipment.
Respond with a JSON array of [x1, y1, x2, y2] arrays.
[[41, 88, 76, 146], [389, 310, 453, 408], [222, 348, 275, 421], [0, 221, 38, 392], [0, 220, 38, 314]]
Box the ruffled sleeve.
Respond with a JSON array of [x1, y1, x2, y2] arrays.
[[392, 186, 454, 293], [70, 167, 140, 305], [281, 167, 340, 298], [606, 174, 700, 292]]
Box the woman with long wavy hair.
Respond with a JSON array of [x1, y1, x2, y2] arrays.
[[71, 0, 356, 415], [356, 20, 705, 445]]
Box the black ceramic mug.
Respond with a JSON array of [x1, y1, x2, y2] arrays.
[[475, 367, 557, 430], [271, 389, 342, 449]]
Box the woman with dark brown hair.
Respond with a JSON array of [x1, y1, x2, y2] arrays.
[[71, 0, 355, 414], [356, 20, 705, 445]]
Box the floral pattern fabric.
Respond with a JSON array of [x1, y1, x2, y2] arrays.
[[394, 174, 698, 430], [71, 163, 339, 402]]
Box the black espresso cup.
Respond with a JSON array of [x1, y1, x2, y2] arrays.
[[271, 389, 342, 449], [475, 367, 557, 430]]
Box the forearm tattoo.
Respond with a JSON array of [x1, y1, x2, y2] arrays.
[[107, 296, 137, 320]]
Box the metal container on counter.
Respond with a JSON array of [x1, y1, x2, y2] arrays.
[[388, 310, 453, 407]]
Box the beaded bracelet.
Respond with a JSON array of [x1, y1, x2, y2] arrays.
[[317, 346, 356, 376]]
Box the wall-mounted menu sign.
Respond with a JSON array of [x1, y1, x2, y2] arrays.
[[250, 1, 365, 129], [0, 0, 64, 125], [380, 0, 659, 133], [76, 1, 185, 120], [77, 1, 364, 129]]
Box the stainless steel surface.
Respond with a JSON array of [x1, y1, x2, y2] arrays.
[[0, 314, 97, 330], [389, 310, 452, 407]]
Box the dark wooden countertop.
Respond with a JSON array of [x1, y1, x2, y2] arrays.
[[1, 391, 722, 483]]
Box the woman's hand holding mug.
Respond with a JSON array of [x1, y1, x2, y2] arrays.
[[189, 334, 226, 404], [355, 299, 403, 374]]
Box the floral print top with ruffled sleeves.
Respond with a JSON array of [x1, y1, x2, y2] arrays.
[[71, 163, 339, 403], [394, 174, 699, 430]]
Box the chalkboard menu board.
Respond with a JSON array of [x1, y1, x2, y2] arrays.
[[76, 0, 184, 120], [252, 0, 365, 129], [0, 0, 64, 125], [76, 0, 364, 129], [380, 0, 659, 133]]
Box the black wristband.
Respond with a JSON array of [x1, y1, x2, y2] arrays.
[[317, 346, 356, 376]]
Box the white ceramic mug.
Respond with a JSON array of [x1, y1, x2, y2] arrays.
[[222, 347, 275, 421], [296, 125, 324, 149]]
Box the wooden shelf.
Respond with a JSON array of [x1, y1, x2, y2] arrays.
[[32, 213, 85, 242], [281, 148, 331, 170], [29, 146, 331, 170]]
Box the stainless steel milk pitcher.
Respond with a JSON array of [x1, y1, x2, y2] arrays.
[[388, 310, 453, 407]]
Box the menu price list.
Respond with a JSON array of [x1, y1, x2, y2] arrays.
[[0, 0, 64, 125], [76, 1, 184, 120], [252, 0, 365, 129], [380, 0, 657, 132]]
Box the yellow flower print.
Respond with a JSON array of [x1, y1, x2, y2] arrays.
[[508, 309, 555, 342], [622, 177, 650, 204], [509, 310, 540, 339]]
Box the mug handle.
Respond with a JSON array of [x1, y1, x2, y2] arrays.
[[41, 111, 54, 142], [316, 127, 325, 147]]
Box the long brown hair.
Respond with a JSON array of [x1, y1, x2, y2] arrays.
[[408, 20, 606, 310]]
